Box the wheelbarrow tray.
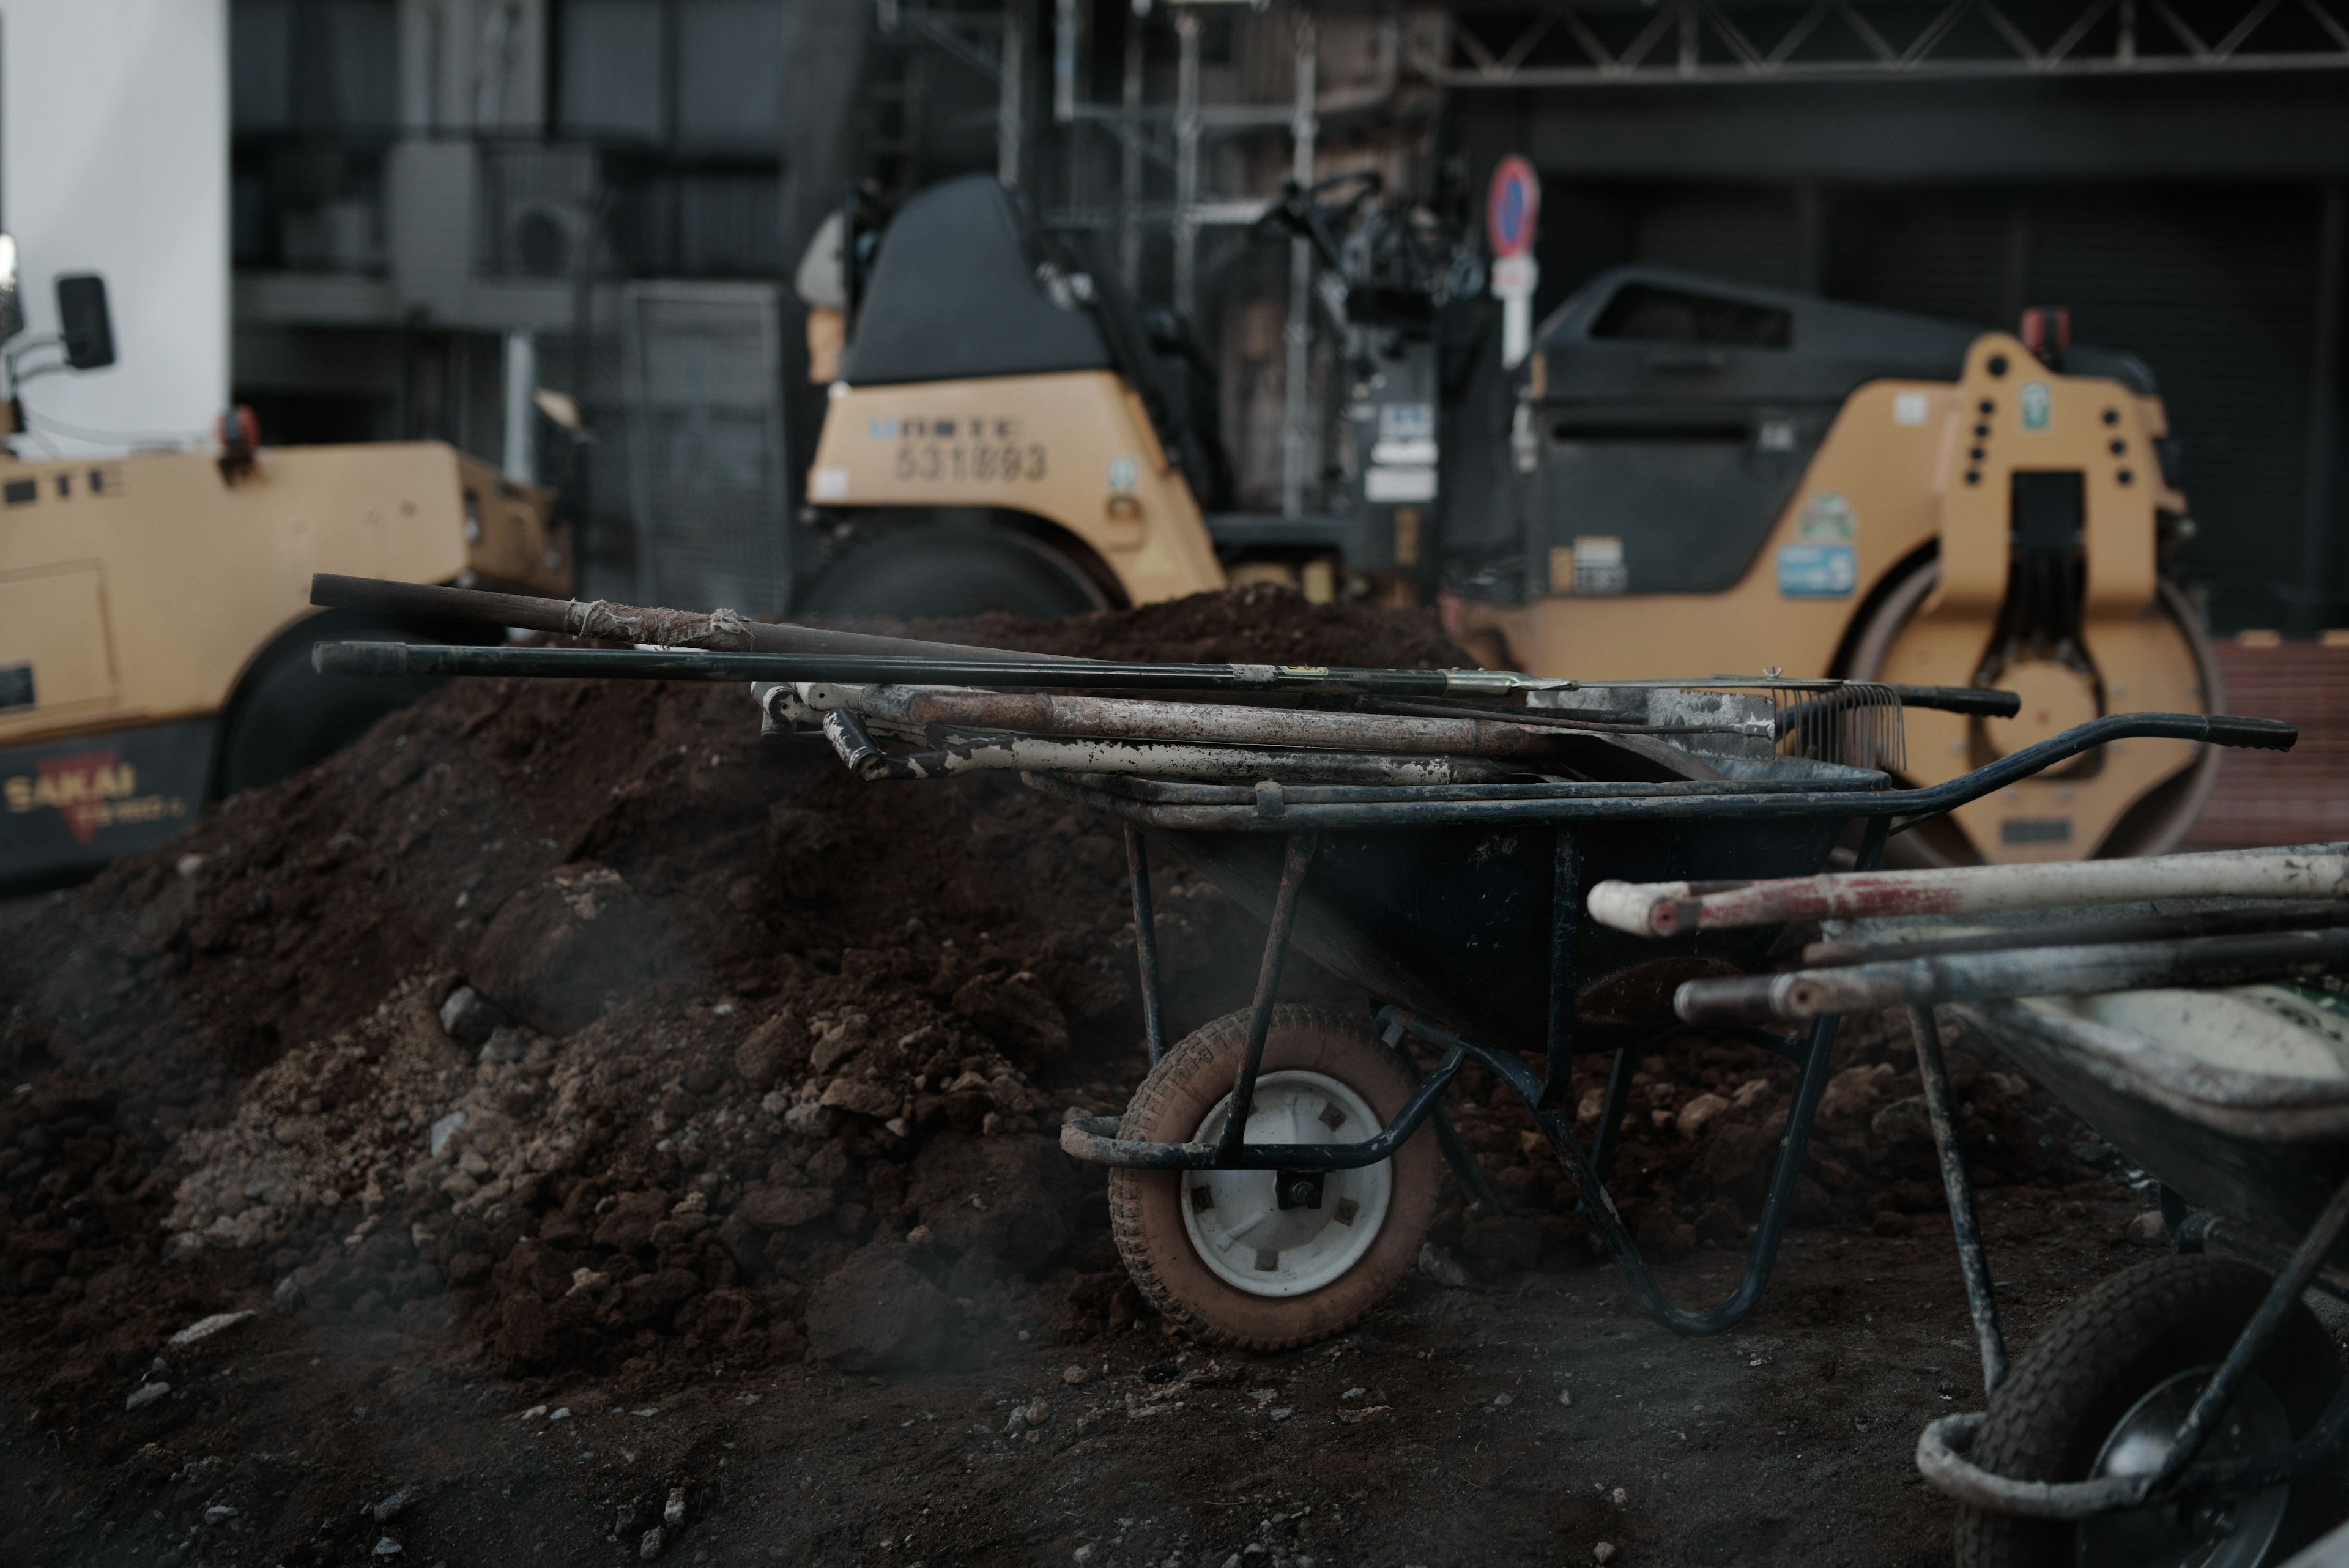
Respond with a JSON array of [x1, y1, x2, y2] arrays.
[[1025, 762, 1878, 1052], [1956, 994, 2349, 1254], [1128, 814, 1848, 1055]]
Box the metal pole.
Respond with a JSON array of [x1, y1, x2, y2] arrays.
[[1124, 825, 1169, 1065], [2292, 183, 2345, 638], [1214, 833, 1319, 1162], [999, 0, 1027, 189], [1173, 7, 1201, 319], [1909, 1006, 2008, 1396], [1279, 14, 1318, 519], [1054, 0, 1078, 123], [1057, 0, 1085, 214], [1120, 12, 1144, 289]]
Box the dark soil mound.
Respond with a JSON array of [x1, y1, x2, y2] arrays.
[[0, 584, 2090, 1435]]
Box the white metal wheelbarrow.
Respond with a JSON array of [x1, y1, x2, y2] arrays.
[[1622, 846, 2349, 1568]]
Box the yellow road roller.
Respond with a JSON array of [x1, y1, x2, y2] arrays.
[[793, 176, 2217, 865]]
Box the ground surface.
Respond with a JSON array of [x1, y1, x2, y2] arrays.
[[0, 1175, 2157, 1567]]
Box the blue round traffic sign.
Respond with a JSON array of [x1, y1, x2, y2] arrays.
[[1487, 155, 1540, 258]]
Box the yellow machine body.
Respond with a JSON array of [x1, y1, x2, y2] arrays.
[[807, 371, 1228, 604], [803, 337, 2213, 865], [0, 441, 565, 882], [1468, 334, 2207, 862]]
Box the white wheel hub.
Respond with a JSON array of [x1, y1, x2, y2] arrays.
[[1179, 1069, 1392, 1298]]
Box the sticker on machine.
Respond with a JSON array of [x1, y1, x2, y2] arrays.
[[1364, 466, 1436, 503], [1776, 543, 1857, 598], [1570, 536, 1625, 595], [2021, 381, 2052, 431], [1795, 491, 1856, 542]]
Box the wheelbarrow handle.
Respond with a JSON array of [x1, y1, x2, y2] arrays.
[[2199, 714, 2299, 751], [1888, 685, 2020, 718]]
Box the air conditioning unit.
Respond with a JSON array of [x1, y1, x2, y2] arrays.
[[502, 198, 590, 278], [480, 144, 598, 278]]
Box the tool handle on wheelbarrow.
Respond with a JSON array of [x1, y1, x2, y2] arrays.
[[2198, 715, 2299, 751], [1887, 685, 2021, 718]]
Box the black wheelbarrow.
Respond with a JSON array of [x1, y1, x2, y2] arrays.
[[1633, 850, 2349, 1566], [1001, 712, 2291, 1354]]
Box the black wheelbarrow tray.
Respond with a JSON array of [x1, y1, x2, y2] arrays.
[[978, 708, 2288, 1353]]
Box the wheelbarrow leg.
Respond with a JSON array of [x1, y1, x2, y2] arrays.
[[1538, 830, 1578, 1113], [1123, 824, 1169, 1066], [1590, 1042, 1641, 1186], [1387, 1006, 1843, 1336], [1907, 1003, 2008, 1396], [1389, 1046, 1510, 1218], [1212, 833, 1318, 1164]]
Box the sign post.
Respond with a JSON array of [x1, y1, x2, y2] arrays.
[[1486, 155, 1541, 369]]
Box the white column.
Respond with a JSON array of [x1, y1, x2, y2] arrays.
[[1171, 7, 1200, 319], [1278, 16, 1317, 519], [502, 329, 537, 484]]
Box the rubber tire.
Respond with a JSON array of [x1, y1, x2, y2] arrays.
[[1107, 1005, 1438, 1350], [1844, 564, 2224, 866], [1954, 1254, 2348, 1568], [803, 524, 1110, 620], [216, 620, 446, 797]]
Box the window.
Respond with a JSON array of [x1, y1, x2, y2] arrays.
[[1591, 283, 1793, 349], [556, 0, 784, 147], [552, 0, 788, 275], [230, 0, 398, 133], [558, 0, 667, 141], [677, 0, 785, 150]]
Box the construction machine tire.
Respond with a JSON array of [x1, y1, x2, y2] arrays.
[[1845, 562, 2224, 866], [803, 522, 1111, 620], [215, 616, 456, 798]]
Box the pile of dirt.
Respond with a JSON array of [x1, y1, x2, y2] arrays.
[[0, 583, 2098, 1425]]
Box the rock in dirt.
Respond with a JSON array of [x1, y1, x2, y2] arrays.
[[2126, 1210, 2168, 1246], [125, 1382, 169, 1410], [803, 1244, 951, 1372], [166, 1309, 257, 1348], [905, 1132, 1080, 1271], [735, 1184, 834, 1233], [639, 1526, 664, 1561], [469, 864, 678, 1035], [593, 1190, 674, 1254], [1416, 1243, 1469, 1290], [952, 976, 1070, 1057], [664, 1487, 686, 1526], [437, 984, 507, 1047], [732, 1013, 801, 1088]]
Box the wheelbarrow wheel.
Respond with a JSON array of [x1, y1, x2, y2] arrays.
[[1107, 1005, 1438, 1350], [1953, 1253, 2347, 1568]]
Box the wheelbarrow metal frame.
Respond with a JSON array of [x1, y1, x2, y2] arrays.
[[1055, 712, 2281, 1342]]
